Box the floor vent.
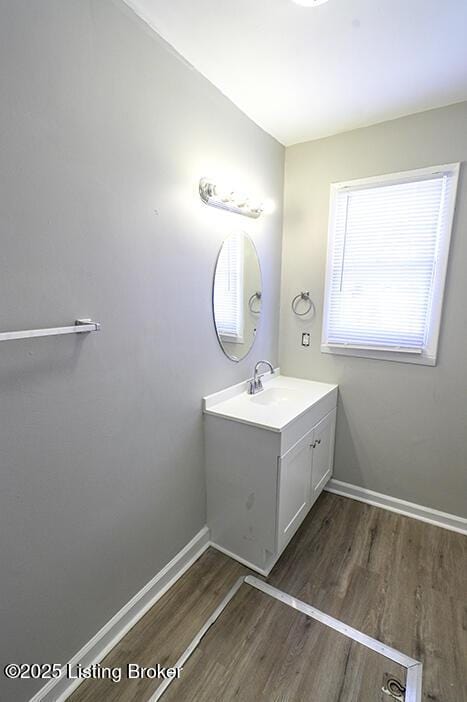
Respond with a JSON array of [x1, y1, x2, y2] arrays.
[[382, 673, 406, 701]]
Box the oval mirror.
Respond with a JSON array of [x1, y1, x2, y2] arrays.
[[213, 232, 262, 362]]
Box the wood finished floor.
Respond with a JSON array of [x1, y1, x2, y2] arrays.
[[161, 585, 407, 702], [69, 493, 467, 702]]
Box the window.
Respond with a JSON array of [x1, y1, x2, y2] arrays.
[[321, 163, 460, 365], [213, 233, 244, 343]]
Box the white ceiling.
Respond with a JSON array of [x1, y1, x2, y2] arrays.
[[124, 0, 467, 146]]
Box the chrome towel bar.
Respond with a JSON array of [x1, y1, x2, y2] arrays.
[[0, 319, 100, 342]]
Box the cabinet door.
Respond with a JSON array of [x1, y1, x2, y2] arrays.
[[277, 430, 314, 553], [311, 408, 336, 503]]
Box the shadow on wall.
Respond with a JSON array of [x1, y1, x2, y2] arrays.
[[333, 396, 364, 487]]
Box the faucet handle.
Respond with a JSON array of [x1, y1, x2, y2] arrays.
[[247, 376, 264, 395]]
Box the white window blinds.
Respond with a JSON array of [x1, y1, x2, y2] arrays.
[[213, 233, 244, 342], [322, 164, 459, 361]]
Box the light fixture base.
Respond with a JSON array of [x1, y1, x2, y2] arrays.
[[199, 178, 264, 219]]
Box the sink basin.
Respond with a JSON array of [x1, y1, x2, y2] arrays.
[[203, 373, 338, 432], [249, 387, 302, 406]]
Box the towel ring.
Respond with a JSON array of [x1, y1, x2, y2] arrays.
[[291, 291, 315, 317], [248, 291, 262, 314]]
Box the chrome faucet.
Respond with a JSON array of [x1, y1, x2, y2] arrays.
[[248, 360, 275, 395]]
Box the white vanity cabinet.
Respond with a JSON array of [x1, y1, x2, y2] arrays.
[[310, 410, 337, 501], [277, 408, 336, 554], [277, 429, 314, 554], [203, 375, 337, 575]]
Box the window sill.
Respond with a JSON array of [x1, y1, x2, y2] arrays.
[[320, 344, 436, 366], [220, 334, 244, 345]]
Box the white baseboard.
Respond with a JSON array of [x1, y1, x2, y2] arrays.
[[325, 479, 467, 535], [30, 526, 210, 702], [208, 541, 272, 576]]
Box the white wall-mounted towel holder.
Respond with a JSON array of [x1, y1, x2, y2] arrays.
[[0, 318, 100, 342], [291, 291, 315, 317]]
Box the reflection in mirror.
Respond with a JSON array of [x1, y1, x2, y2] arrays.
[[213, 233, 262, 362]]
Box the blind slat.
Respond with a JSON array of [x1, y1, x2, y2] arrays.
[[213, 234, 244, 340]]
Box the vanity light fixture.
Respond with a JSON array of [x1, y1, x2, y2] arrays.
[[199, 178, 265, 219]]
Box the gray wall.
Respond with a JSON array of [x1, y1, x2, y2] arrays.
[[0, 1, 284, 699], [280, 101, 467, 519]]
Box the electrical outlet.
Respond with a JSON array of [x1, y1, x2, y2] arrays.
[[301, 333, 311, 347]]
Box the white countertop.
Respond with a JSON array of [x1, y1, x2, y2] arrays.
[[203, 373, 338, 432]]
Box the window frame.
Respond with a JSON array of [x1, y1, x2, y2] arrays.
[[321, 163, 460, 366]]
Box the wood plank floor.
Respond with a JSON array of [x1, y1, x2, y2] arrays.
[[69, 493, 467, 702], [161, 585, 407, 702]]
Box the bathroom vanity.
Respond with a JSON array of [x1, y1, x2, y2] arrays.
[[203, 373, 338, 574]]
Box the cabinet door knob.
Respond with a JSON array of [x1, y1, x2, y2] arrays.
[[316, 438, 321, 445], [310, 441, 316, 449]]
